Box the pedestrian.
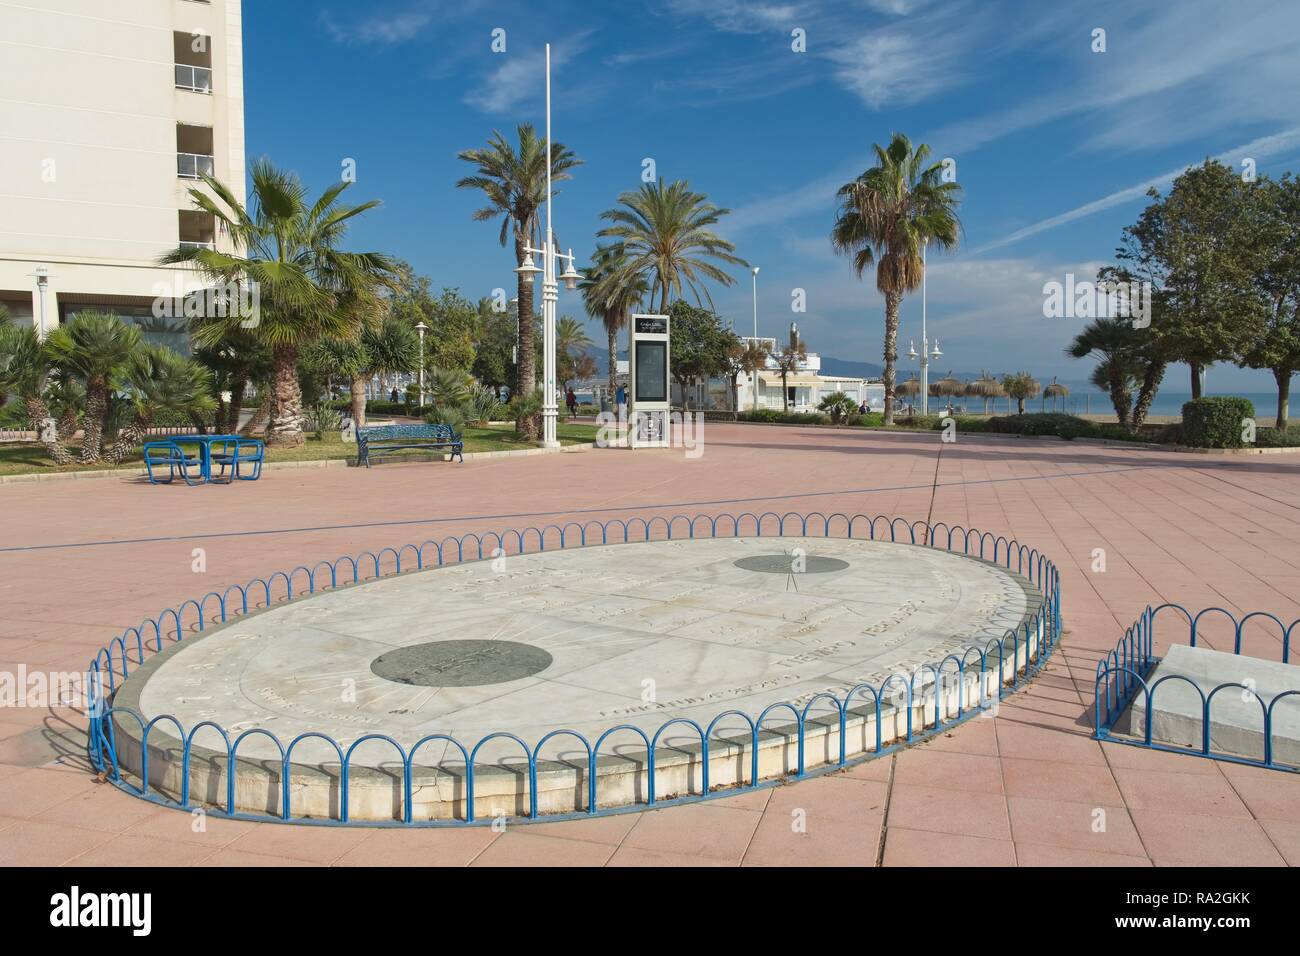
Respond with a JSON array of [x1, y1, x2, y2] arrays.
[[565, 387, 578, 417], [616, 383, 627, 418]]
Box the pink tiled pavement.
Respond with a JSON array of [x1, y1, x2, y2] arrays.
[[1, 422, 1298, 866]]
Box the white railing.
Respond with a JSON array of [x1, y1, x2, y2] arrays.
[[179, 240, 215, 252], [174, 64, 212, 93], [177, 153, 215, 179]]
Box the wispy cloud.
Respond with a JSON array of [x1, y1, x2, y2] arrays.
[[320, 3, 439, 45], [463, 34, 597, 114], [972, 127, 1300, 254]]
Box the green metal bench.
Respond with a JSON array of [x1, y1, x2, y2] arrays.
[[356, 423, 464, 468]]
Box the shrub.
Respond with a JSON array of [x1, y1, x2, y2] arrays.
[[985, 412, 1095, 440], [736, 409, 830, 425], [1181, 397, 1256, 448], [1254, 425, 1300, 448], [423, 404, 467, 433], [303, 404, 343, 437], [466, 384, 503, 425], [817, 391, 858, 424]]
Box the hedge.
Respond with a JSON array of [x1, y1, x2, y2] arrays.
[[1181, 397, 1255, 448]]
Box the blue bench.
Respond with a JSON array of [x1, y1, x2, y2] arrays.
[[357, 423, 464, 468], [142, 441, 204, 485], [210, 438, 264, 482]]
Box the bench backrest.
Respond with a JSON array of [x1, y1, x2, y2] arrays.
[[357, 423, 460, 442]]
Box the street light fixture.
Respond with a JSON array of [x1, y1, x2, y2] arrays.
[[512, 43, 582, 448], [415, 321, 428, 406], [29, 266, 51, 338]]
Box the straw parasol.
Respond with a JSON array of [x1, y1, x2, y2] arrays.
[[1043, 377, 1070, 413], [896, 376, 922, 398], [965, 370, 1005, 415]]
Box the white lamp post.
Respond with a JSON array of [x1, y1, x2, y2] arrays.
[[415, 321, 428, 406], [513, 43, 581, 448], [906, 241, 943, 415], [30, 266, 51, 338]]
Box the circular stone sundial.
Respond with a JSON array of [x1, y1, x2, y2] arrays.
[[113, 536, 1045, 821]]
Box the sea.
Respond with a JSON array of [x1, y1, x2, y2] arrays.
[[1045, 391, 1282, 419]]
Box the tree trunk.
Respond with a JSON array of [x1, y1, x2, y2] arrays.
[[881, 291, 901, 426], [25, 396, 73, 465], [1131, 361, 1166, 430], [1189, 362, 1203, 399], [781, 372, 789, 411], [226, 375, 246, 434], [55, 404, 78, 441], [606, 324, 617, 405], [1106, 363, 1132, 428], [79, 380, 108, 463], [267, 343, 304, 447], [350, 374, 367, 428], [104, 415, 149, 464], [514, 232, 537, 440], [1276, 368, 1292, 430]]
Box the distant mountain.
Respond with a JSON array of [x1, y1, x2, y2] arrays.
[[820, 356, 883, 379]]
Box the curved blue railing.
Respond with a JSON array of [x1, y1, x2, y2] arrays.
[[86, 511, 1062, 826], [1094, 604, 1300, 773]]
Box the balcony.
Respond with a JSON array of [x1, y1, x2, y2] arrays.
[[178, 210, 216, 253], [174, 64, 212, 93]]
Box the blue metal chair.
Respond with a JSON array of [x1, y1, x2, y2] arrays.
[[211, 438, 264, 482], [142, 441, 203, 486]]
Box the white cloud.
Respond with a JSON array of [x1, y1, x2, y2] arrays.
[[464, 34, 596, 114], [320, 4, 438, 45]]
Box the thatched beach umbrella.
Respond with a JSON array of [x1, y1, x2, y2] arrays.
[[929, 372, 966, 398], [965, 371, 1005, 415], [1043, 377, 1070, 413], [896, 376, 922, 398]]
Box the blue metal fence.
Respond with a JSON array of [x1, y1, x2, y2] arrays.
[[1094, 604, 1300, 772], [86, 511, 1063, 826]]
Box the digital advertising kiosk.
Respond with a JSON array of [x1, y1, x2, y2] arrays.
[[628, 313, 670, 449]]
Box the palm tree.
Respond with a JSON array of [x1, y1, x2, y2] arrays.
[[363, 315, 420, 410], [597, 178, 748, 312], [739, 339, 770, 411], [457, 124, 582, 439], [103, 346, 215, 463], [1002, 372, 1041, 415], [1067, 317, 1142, 428], [0, 323, 73, 464], [831, 133, 962, 425], [160, 160, 400, 447], [44, 312, 141, 463], [580, 245, 647, 402]]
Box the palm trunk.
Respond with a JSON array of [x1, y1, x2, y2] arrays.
[[104, 415, 149, 465], [514, 232, 537, 440], [881, 291, 901, 426], [267, 343, 304, 447], [781, 371, 789, 411], [25, 396, 73, 465], [55, 404, 78, 441], [1131, 361, 1166, 430], [79, 380, 108, 463], [1276, 368, 1292, 430], [350, 374, 367, 428], [241, 394, 270, 436], [606, 324, 617, 405]]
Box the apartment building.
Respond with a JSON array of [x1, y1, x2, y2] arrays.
[[0, 0, 246, 353]]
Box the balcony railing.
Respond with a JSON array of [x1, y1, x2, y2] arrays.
[[177, 152, 215, 179], [174, 64, 212, 93], [179, 240, 215, 252]]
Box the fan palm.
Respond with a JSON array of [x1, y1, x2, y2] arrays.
[[597, 178, 748, 312], [1067, 317, 1142, 427], [831, 133, 962, 425], [0, 323, 73, 464], [580, 245, 647, 401], [103, 346, 216, 463], [43, 312, 141, 462], [160, 160, 400, 447], [457, 124, 582, 439]]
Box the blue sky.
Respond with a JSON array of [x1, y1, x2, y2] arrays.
[[246, 0, 1300, 390]]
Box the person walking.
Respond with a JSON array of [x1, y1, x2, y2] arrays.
[[565, 387, 578, 418]]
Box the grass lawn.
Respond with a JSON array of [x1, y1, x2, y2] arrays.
[[0, 422, 600, 477]]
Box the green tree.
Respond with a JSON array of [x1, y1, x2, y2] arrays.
[[555, 315, 594, 394], [472, 298, 518, 392], [1001, 372, 1041, 415], [1067, 317, 1146, 427], [666, 301, 740, 411], [598, 179, 747, 312], [103, 346, 215, 463], [1238, 174, 1300, 428], [457, 124, 582, 439], [161, 160, 399, 447], [773, 326, 808, 412], [581, 245, 647, 401], [818, 391, 858, 424], [831, 133, 962, 425], [0, 323, 73, 464], [44, 312, 141, 463], [724, 338, 769, 412]]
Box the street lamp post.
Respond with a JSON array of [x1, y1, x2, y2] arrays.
[[415, 321, 428, 406], [750, 266, 760, 411], [513, 43, 581, 449], [907, 240, 941, 415], [31, 266, 51, 338]]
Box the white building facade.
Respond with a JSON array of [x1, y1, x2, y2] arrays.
[[0, 0, 247, 352], [732, 337, 885, 413]]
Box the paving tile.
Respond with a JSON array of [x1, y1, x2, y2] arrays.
[[471, 830, 615, 867], [0, 819, 113, 866], [620, 802, 762, 864], [1130, 809, 1286, 866], [334, 826, 500, 866], [1006, 796, 1145, 856], [892, 749, 1005, 794], [1113, 767, 1252, 818], [65, 832, 218, 867], [223, 821, 373, 864], [1014, 842, 1151, 866], [885, 783, 1010, 840], [882, 827, 1015, 867], [1000, 756, 1123, 805]]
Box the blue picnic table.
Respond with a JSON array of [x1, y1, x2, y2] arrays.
[[142, 434, 264, 485]]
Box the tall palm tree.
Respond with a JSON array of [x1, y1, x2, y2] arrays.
[[598, 178, 748, 312], [0, 323, 73, 464], [580, 245, 647, 402], [44, 312, 141, 463], [457, 124, 582, 439], [362, 314, 420, 409], [160, 160, 400, 447], [831, 133, 962, 425], [103, 346, 216, 463]]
